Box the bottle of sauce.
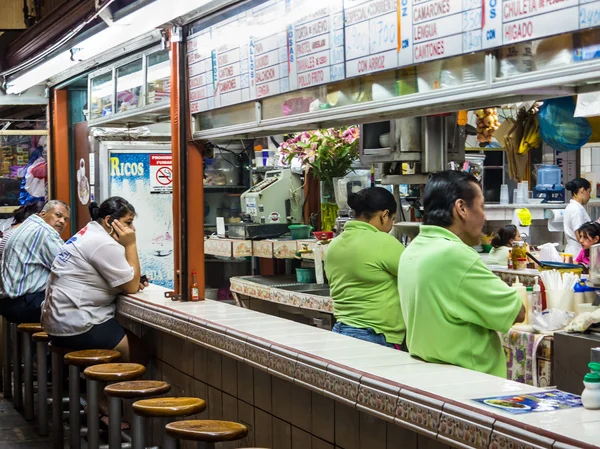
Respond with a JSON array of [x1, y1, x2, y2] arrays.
[[513, 276, 528, 324], [511, 241, 526, 270], [190, 272, 200, 301]]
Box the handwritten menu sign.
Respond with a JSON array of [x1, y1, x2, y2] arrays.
[[187, 0, 600, 114]]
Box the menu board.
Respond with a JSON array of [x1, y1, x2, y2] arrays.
[[187, 0, 600, 114]]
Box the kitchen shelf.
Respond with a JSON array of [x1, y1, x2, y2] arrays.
[[204, 185, 248, 190]]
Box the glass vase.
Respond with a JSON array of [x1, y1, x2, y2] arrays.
[[320, 180, 339, 232]]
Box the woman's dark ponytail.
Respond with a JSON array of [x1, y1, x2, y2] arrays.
[[347, 187, 397, 219], [89, 202, 100, 221], [90, 197, 135, 223], [491, 224, 518, 248]]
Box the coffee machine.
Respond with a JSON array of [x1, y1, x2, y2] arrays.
[[333, 174, 370, 234]]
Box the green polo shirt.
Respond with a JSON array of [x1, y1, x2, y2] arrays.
[[398, 225, 522, 378], [324, 220, 406, 344]]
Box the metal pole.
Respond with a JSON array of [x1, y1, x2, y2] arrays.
[[162, 418, 178, 449], [22, 333, 34, 420], [2, 318, 12, 399], [87, 378, 99, 449], [131, 413, 145, 449], [108, 396, 121, 449], [51, 351, 64, 449], [12, 324, 22, 409], [69, 364, 81, 449], [36, 341, 48, 436]]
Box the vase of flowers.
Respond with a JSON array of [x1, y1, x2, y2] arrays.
[[279, 126, 360, 231]]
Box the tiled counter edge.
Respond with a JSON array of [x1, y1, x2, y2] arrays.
[[116, 294, 596, 449]]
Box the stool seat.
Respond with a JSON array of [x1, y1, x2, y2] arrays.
[[64, 349, 121, 367], [105, 380, 171, 399], [165, 420, 248, 442], [133, 397, 206, 418], [32, 331, 50, 343], [17, 323, 43, 334], [84, 363, 145, 382]]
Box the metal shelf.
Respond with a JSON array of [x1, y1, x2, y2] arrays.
[[88, 102, 170, 128]]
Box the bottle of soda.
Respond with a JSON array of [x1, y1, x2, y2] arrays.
[[190, 272, 200, 301]]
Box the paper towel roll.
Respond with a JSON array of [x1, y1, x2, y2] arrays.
[[548, 209, 565, 232]]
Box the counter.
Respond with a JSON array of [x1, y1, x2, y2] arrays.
[[117, 285, 600, 449]]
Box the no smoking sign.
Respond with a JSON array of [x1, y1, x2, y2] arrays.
[[150, 154, 173, 194]]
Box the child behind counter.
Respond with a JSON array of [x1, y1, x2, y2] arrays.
[[487, 224, 521, 266], [575, 222, 600, 268]]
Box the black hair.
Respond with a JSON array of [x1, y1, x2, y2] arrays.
[[347, 187, 397, 219], [12, 201, 44, 226], [577, 221, 600, 259], [491, 224, 518, 248], [423, 171, 481, 227], [89, 196, 136, 223], [565, 178, 591, 196]]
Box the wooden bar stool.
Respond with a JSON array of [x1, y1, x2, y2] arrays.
[[84, 363, 146, 449], [64, 350, 121, 449], [17, 323, 43, 421], [32, 332, 50, 436], [132, 397, 206, 449], [164, 420, 248, 449], [2, 316, 12, 399], [104, 380, 171, 449], [11, 322, 22, 409]]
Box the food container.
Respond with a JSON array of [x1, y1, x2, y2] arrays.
[[296, 268, 316, 284], [313, 231, 334, 241], [516, 258, 527, 270], [289, 225, 312, 240]]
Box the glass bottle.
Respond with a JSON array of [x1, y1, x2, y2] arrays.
[[190, 272, 200, 301]]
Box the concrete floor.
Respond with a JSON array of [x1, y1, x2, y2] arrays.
[[0, 394, 53, 448]]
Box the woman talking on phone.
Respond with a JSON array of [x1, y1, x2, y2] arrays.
[[42, 197, 147, 364]]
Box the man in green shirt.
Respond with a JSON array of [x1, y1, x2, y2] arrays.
[[325, 187, 405, 348], [398, 171, 525, 377]]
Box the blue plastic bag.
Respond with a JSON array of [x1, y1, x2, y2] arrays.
[[538, 97, 592, 152]]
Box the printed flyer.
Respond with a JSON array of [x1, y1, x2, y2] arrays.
[[109, 151, 174, 289], [473, 390, 582, 415]]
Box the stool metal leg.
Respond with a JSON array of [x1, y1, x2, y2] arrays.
[[36, 341, 48, 436], [108, 396, 121, 449], [87, 378, 99, 449], [162, 418, 178, 449], [11, 324, 22, 408], [2, 318, 11, 399], [51, 351, 64, 449], [69, 364, 81, 449], [131, 413, 144, 449], [22, 333, 34, 420]]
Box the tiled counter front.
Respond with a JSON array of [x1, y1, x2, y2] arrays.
[[117, 287, 600, 449]]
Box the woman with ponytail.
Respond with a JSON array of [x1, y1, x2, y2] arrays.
[[487, 224, 521, 266], [564, 177, 592, 255], [575, 221, 600, 268], [41, 196, 147, 364]]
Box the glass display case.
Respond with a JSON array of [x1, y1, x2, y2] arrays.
[[116, 59, 143, 113], [90, 71, 114, 120], [147, 50, 170, 105]]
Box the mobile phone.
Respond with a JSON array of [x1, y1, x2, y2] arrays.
[[108, 214, 117, 226], [140, 275, 148, 284]]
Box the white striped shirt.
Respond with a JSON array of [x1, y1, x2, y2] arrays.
[[1, 215, 63, 298]]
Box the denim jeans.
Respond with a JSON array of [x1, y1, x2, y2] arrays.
[[332, 322, 397, 349], [0, 290, 45, 324]]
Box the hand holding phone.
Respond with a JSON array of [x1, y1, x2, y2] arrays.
[[111, 219, 136, 248]]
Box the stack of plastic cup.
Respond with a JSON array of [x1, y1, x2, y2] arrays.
[[500, 184, 509, 205]]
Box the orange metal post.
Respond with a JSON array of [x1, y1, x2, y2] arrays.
[[51, 89, 72, 241], [170, 28, 205, 299]]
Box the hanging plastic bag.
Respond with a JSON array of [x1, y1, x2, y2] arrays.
[[538, 97, 592, 152], [19, 147, 47, 205]]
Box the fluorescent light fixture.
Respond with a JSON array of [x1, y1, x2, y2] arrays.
[[7, 0, 212, 94]]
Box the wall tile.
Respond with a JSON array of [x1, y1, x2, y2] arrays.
[[292, 426, 313, 449], [207, 350, 222, 389], [193, 344, 208, 383], [237, 360, 254, 405], [254, 368, 272, 413], [255, 408, 273, 448], [272, 375, 293, 423], [311, 392, 335, 443], [359, 411, 386, 449], [207, 385, 223, 420], [238, 399, 255, 447], [312, 436, 334, 449], [335, 402, 360, 449], [291, 382, 312, 432], [273, 416, 292, 449], [222, 355, 239, 397], [223, 393, 238, 423], [386, 421, 417, 449]]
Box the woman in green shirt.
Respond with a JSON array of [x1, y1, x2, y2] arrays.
[[324, 187, 406, 349]]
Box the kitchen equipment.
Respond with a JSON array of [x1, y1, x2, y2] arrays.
[[333, 173, 370, 234], [289, 224, 312, 240], [533, 164, 565, 203], [296, 268, 316, 284], [527, 251, 583, 274], [313, 231, 334, 241], [241, 169, 303, 225], [590, 243, 600, 286]]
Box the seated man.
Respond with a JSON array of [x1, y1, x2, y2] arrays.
[[398, 171, 525, 378], [0, 200, 70, 323]]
